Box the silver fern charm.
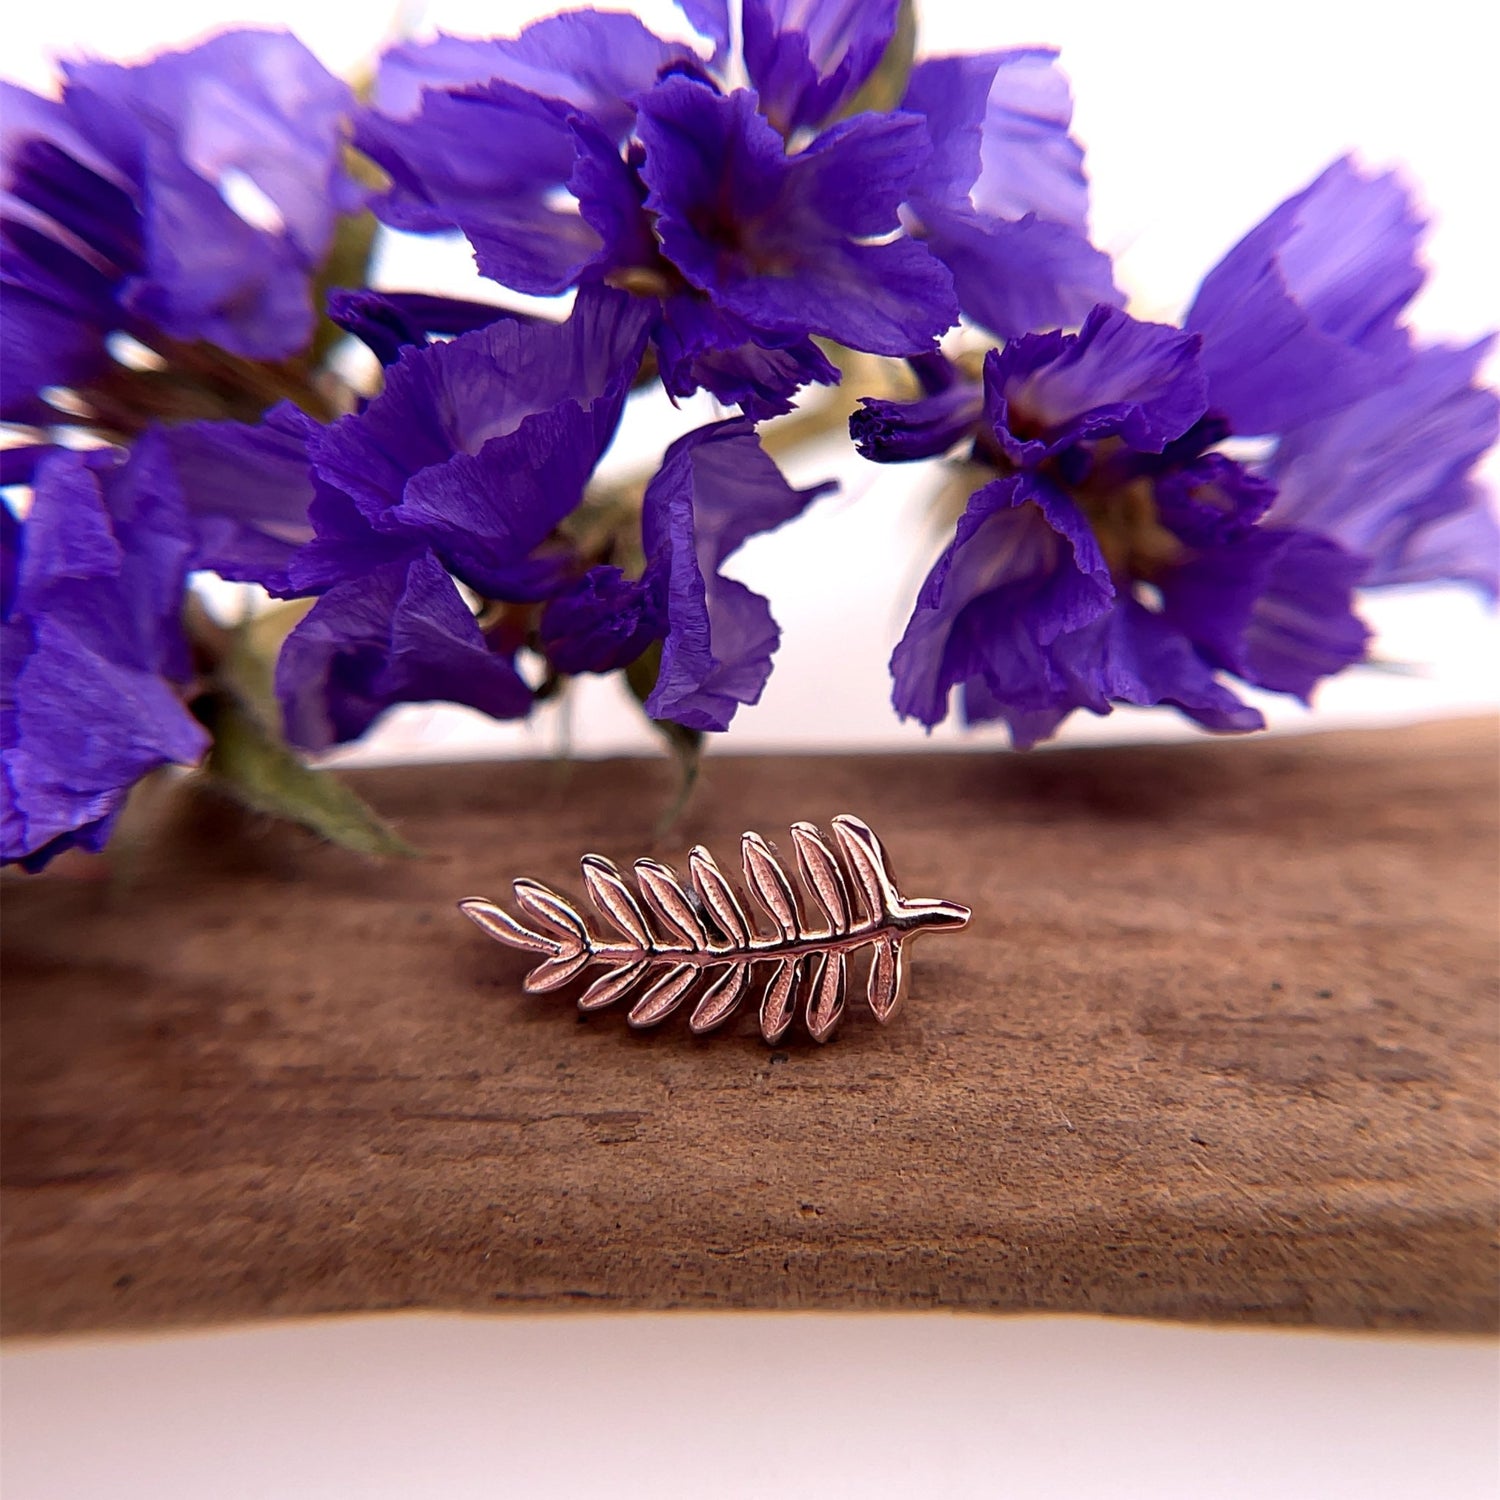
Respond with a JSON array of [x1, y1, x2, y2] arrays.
[[459, 815, 971, 1044]]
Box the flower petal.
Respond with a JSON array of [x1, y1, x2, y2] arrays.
[[160, 402, 318, 590], [3, 444, 206, 869], [3, 615, 208, 868], [309, 287, 653, 593], [654, 292, 839, 417], [1371, 495, 1499, 601], [983, 304, 1206, 461], [1268, 336, 1500, 591], [1161, 527, 1370, 702], [641, 419, 833, 730], [275, 553, 532, 751], [916, 201, 1120, 341], [325, 288, 515, 366], [62, 29, 355, 357], [850, 377, 984, 462], [356, 81, 598, 294], [540, 566, 664, 675], [904, 48, 1088, 228], [742, 0, 901, 135], [1185, 156, 1424, 435], [890, 474, 1114, 729], [1025, 598, 1266, 741], [372, 12, 691, 136]]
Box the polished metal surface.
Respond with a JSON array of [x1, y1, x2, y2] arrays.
[[460, 815, 971, 1044]]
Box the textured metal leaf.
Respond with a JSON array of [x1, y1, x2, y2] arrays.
[[829, 816, 895, 925], [463, 814, 969, 1043], [523, 948, 592, 994], [578, 961, 649, 1012], [866, 937, 906, 1022], [513, 879, 588, 951], [805, 950, 847, 1043], [459, 898, 558, 955], [689, 964, 750, 1033], [634, 859, 709, 950], [688, 847, 751, 947], [580, 855, 651, 947], [628, 962, 698, 1027], [790, 822, 852, 933], [742, 832, 799, 941], [760, 956, 803, 1044]]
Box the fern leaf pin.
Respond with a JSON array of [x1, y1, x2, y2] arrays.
[[459, 815, 971, 1044]]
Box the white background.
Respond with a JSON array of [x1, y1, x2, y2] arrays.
[[3, 5, 1498, 1496]]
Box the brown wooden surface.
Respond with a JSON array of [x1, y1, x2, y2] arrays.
[[2, 717, 1497, 1336]]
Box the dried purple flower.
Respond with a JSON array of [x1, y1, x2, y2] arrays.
[[2, 442, 207, 869], [354, 3, 1114, 416], [1, 30, 355, 423], [857, 155, 1496, 746]]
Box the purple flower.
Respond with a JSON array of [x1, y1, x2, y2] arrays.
[[635, 76, 956, 358], [857, 154, 1495, 746], [169, 288, 830, 743], [160, 403, 319, 592], [861, 306, 1371, 744], [276, 553, 535, 751], [360, 4, 1091, 415], [161, 287, 656, 751], [2, 441, 207, 869], [542, 419, 835, 730], [539, 566, 663, 677], [2, 29, 354, 423]]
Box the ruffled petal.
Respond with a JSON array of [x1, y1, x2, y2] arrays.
[[372, 12, 691, 137], [904, 48, 1088, 228], [275, 552, 532, 751], [742, 0, 901, 135], [983, 304, 1206, 462], [2, 443, 206, 869], [915, 201, 1120, 340], [1152, 451, 1276, 547], [1161, 527, 1370, 701], [1185, 156, 1424, 435], [1268, 336, 1500, 590], [1371, 494, 1499, 601], [325, 288, 514, 365], [309, 288, 653, 582], [850, 377, 983, 462], [640, 419, 833, 730], [16, 442, 193, 679], [160, 402, 318, 590], [356, 82, 599, 294], [1003, 598, 1266, 743], [63, 29, 354, 358], [654, 292, 839, 417], [3, 615, 208, 868], [889, 473, 1115, 729], [540, 565, 666, 675]]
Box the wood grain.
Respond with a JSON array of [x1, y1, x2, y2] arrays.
[[3, 718, 1497, 1336]]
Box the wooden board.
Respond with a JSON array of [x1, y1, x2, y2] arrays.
[[3, 718, 1496, 1336]]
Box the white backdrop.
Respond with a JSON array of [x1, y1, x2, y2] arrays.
[[3, 7, 1497, 1497]]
